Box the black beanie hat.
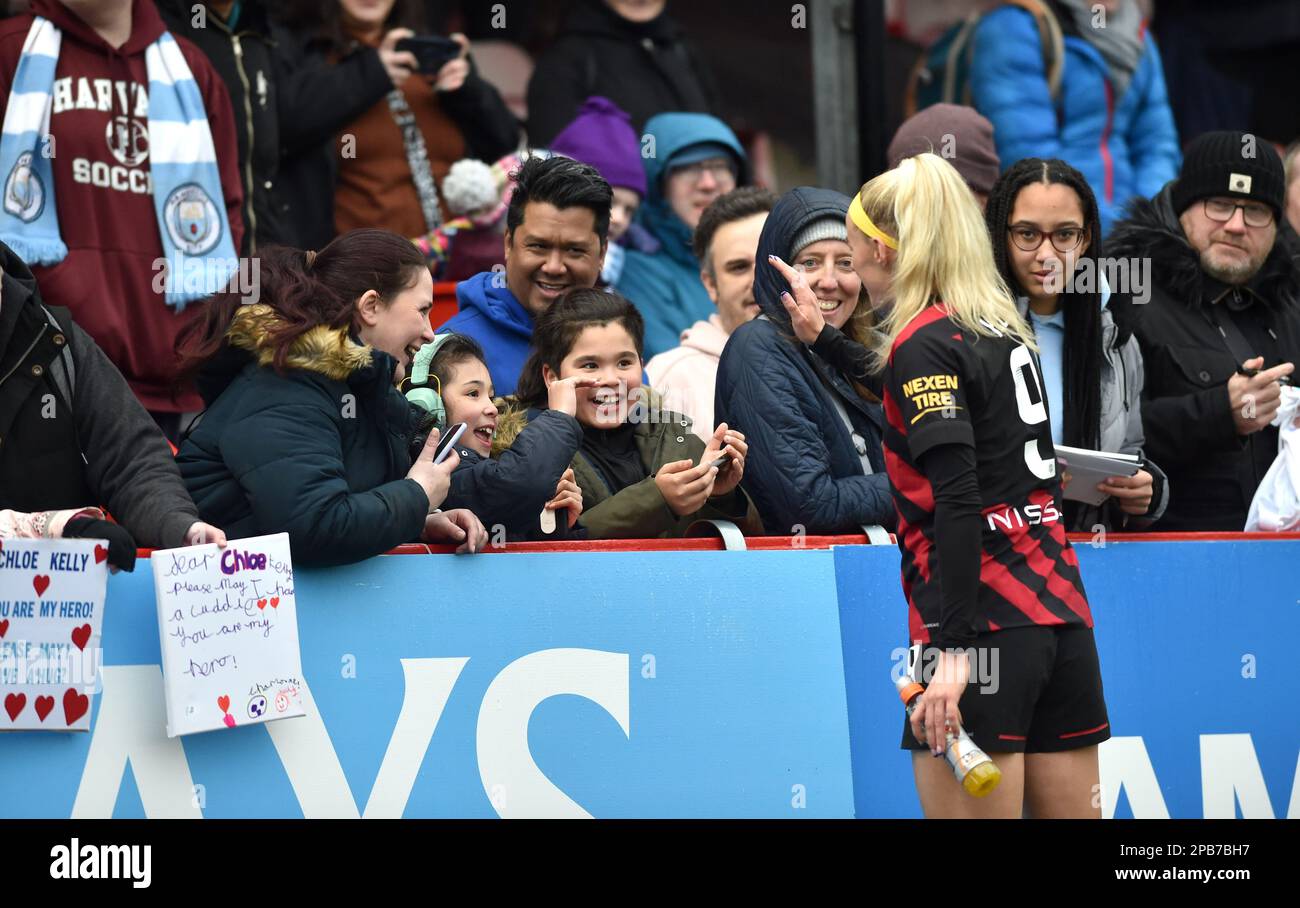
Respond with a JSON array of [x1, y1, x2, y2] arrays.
[[1172, 131, 1285, 219]]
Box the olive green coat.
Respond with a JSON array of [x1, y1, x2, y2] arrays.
[[493, 394, 763, 539]]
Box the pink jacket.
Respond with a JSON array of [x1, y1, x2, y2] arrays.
[[646, 315, 729, 443]]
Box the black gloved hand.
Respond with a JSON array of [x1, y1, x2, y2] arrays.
[[409, 409, 439, 462], [63, 517, 137, 572]]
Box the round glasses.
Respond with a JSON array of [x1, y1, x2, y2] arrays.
[[1203, 198, 1274, 228], [674, 158, 735, 184], [1007, 224, 1086, 254]]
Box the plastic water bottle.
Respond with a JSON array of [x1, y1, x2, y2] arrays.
[[895, 675, 1002, 797]]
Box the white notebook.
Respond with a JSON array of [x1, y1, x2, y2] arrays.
[[1054, 444, 1142, 506]]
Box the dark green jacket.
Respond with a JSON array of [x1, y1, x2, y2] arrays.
[[495, 395, 762, 540], [176, 304, 428, 565]]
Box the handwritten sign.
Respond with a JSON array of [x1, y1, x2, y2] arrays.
[[152, 533, 306, 737], [0, 538, 107, 732]]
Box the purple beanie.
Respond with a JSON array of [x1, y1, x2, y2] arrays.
[[548, 96, 647, 197]]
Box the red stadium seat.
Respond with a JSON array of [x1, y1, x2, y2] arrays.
[[432, 281, 458, 330]]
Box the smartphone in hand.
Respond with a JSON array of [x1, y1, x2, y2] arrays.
[[395, 35, 462, 74], [433, 422, 467, 464]]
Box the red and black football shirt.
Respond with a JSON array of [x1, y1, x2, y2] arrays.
[[881, 304, 1092, 644]]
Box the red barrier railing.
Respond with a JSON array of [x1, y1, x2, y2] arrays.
[[382, 530, 1300, 555], [387, 534, 878, 555], [131, 530, 1300, 559]]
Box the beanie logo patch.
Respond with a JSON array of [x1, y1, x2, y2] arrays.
[[1229, 173, 1252, 194]]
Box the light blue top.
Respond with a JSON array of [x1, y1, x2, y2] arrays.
[[1029, 307, 1067, 446]]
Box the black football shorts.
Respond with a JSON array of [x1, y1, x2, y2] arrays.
[[900, 624, 1110, 754]]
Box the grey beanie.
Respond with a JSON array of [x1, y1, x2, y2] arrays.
[[789, 217, 848, 260]]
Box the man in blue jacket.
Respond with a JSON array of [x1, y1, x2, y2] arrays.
[[616, 112, 749, 358], [438, 155, 612, 395]]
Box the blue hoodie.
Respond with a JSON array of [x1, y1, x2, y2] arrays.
[[615, 112, 748, 358], [436, 271, 534, 396]]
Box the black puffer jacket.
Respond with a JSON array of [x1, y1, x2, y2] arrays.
[[441, 408, 584, 541], [176, 305, 428, 565], [1107, 184, 1300, 530], [525, 0, 723, 144], [714, 187, 895, 535]]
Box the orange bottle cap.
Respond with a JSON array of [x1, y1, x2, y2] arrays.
[[897, 681, 925, 705]]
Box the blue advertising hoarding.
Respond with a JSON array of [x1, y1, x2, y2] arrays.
[[1, 541, 1296, 818], [0, 550, 856, 818]]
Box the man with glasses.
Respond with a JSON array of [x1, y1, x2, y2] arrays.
[[615, 112, 749, 358], [1108, 131, 1300, 530]]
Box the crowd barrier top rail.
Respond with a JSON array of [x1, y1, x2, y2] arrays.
[[132, 529, 1300, 559]]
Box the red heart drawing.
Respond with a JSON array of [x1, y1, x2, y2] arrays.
[[71, 624, 92, 651], [62, 688, 88, 726], [4, 693, 25, 721], [0, 619, 8, 638], [217, 695, 230, 714], [33, 574, 50, 597], [93, 544, 108, 565], [269, 597, 280, 609], [257, 599, 267, 610], [34, 695, 54, 722]]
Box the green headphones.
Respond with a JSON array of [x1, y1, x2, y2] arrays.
[[405, 333, 455, 427]]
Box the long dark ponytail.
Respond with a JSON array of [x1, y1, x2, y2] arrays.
[[176, 228, 428, 379], [515, 289, 645, 409], [985, 158, 1104, 451]]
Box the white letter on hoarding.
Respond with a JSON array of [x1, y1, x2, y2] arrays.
[[1097, 736, 1170, 819], [477, 648, 629, 819], [73, 665, 202, 818], [1200, 733, 1275, 818], [362, 658, 468, 818], [266, 658, 466, 818], [1288, 751, 1300, 819]]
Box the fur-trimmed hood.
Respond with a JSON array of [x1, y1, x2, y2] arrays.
[[226, 304, 374, 381], [197, 304, 387, 406], [1107, 184, 1300, 311]]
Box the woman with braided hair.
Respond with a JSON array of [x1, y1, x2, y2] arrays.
[[984, 157, 1166, 531]]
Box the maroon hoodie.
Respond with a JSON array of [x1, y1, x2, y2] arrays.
[[0, 0, 244, 413]]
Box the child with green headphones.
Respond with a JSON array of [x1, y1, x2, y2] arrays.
[[406, 332, 594, 541]]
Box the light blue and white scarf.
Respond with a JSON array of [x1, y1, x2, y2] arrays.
[[0, 17, 237, 308]]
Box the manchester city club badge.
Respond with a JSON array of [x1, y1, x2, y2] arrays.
[[3, 151, 45, 222], [163, 182, 222, 256]]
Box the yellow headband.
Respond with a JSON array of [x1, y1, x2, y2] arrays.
[[848, 194, 898, 250]]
